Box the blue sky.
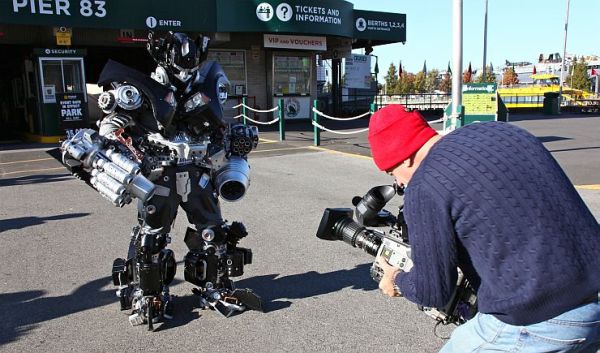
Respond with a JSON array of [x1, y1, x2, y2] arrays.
[[348, 0, 599, 79]]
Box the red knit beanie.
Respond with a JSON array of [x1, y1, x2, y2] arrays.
[[368, 105, 438, 171]]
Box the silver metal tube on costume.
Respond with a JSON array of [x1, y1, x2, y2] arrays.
[[95, 159, 133, 185], [106, 150, 141, 175], [64, 142, 86, 160], [92, 180, 126, 207], [215, 156, 250, 202], [128, 174, 156, 203], [91, 170, 127, 196]]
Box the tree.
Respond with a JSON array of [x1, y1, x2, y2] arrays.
[[438, 72, 452, 93], [463, 63, 473, 83], [425, 69, 440, 93], [396, 72, 415, 94], [384, 63, 399, 94], [502, 67, 519, 86], [463, 70, 473, 84], [567, 57, 591, 91], [413, 71, 426, 93], [476, 65, 497, 83]]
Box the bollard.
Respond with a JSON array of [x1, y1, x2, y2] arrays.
[[370, 102, 378, 114], [313, 100, 320, 146], [242, 96, 247, 125], [278, 99, 285, 141]]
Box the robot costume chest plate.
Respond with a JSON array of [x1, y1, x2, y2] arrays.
[[176, 172, 192, 202]]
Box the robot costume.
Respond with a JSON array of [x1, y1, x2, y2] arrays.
[[60, 32, 262, 330]]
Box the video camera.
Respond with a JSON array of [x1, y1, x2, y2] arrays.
[[316, 184, 477, 326]]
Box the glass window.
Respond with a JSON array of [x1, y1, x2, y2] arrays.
[[273, 55, 311, 95], [42, 60, 64, 93], [39, 58, 86, 103], [207, 50, 246, 96], [62, 60, 84, 93]]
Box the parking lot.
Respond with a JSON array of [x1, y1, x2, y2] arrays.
[[1, 113, 599, 353]]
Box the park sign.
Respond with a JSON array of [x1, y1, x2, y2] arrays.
[[56, 92, 88, 135]]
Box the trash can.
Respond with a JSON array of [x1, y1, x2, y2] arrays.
[[543, 92, 560, 115]]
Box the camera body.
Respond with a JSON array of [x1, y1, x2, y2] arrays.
[[316, 185, 477, 325]]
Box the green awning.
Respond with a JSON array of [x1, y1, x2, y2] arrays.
[[1, 0, 405, 43]]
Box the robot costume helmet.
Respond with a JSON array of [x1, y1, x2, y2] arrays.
[[147, 31, 210, 83]]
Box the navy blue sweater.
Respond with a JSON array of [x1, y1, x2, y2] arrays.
[[395, 121, 600, 325]]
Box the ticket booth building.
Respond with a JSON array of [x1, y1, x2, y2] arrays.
[[0, 0, 405, 141]]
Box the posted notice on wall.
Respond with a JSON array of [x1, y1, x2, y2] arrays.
[[57, 93, 88, 133], [344, 54, 372, 89]]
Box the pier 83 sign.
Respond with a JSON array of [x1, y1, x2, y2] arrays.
[[2, 0, 215, 31]]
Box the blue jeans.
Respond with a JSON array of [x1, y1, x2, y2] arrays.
[[439, 301, 600, 353]]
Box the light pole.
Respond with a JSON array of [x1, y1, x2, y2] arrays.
[[558, 0, 571, 111], [482, 0, 489, 82], [450, 0, 463, 131]]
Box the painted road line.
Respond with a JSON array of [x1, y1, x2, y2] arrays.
[[259, 138, 279, 144], [308, 146, 372, 161], [0, 158, 54, 165], [252, 146, 311, 154], [1, 167, 66, 177], [576, 185, 600, 190]]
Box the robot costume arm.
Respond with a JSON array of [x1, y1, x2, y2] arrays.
[[98, 112, 133, 140], [206, 124, 259, 203], [96, 83, 145, 137], [60, 129, 156, 207]]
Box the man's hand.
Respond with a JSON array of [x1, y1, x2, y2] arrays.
[[376, 255, 402, 297]]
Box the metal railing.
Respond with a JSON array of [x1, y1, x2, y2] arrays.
[[375, 93, 451, 111], [233, 97, 286, 141]]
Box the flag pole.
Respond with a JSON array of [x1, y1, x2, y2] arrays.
[[558, 0, 571, 112], [482, 0, 489, 82]]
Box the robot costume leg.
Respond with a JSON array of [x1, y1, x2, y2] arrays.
[[180, 166, 263, 317], [112, 167, 179, 330]]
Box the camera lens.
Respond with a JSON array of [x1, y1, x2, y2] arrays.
[[334, 217, 382, 257]]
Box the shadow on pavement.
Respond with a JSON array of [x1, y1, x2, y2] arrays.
[[0, 277, 114, 346], [157, 263, 376, 330], [236, 262, 377, 313], [0, 213, 90, 233], [0, 173, 72, 187], [537, 136, 573, 143]]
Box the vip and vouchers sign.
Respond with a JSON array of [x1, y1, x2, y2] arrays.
[[344, 54, 372, 89], [57, 93, 88, 128], [264, 34, 326, 50]]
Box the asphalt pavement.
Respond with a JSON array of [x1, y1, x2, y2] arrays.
[[0, 112, 599, 353]]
